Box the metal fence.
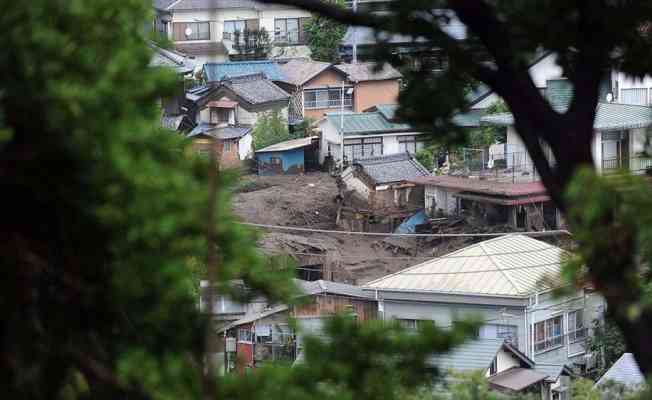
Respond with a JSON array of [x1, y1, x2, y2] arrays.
[[448, 146, 542, 184], [602, 156, 652, 173]]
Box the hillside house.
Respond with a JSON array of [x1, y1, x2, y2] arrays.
[[185, 73, 290, 168], [429, 338, 573, 400], [411, 176, 561, 230], [481, 79, 652, 175], [212, 280, 377, 371], [276, 60, 403, 123], [363, 234, 606, 393], [317, 104, 426, 166], [255, 136, 319, 175], [157, 0, 312, 65]]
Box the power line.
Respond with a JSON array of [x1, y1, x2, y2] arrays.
[[241, 222, 572, 238]]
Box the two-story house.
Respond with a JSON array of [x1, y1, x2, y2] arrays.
[[276, 59, 403, 123], [185, 72, 290, 168], [317, 104, 425, 166], [158, 0, 312, 66], [363, 234, 606, 394]]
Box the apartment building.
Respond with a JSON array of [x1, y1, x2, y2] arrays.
[[157, 0, 312, 66]]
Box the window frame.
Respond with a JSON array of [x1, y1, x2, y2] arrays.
[[237, 328, 253, 342], [303, 88, 353, 109], [223, 140, 232, 153], [567, 309, 586, 343], [274, 17, 301, 44], [397, 135, 426, 154], [210, 107, 231, 124], [223, 20, 246, 41], [533, 315, 564, 353], [344, 137, 383, 161], [173, 21, 210, 41]]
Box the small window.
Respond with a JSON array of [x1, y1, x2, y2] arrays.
[[223, 20, 246, 40], [210, 108, 230, 124], [196, 147, 211, 158], [534, 315, 564, 353], [568, 310, 586, 343], [275, 18, 300, 44], [223, 141, 231, 152], [238, 328, 253, 342]]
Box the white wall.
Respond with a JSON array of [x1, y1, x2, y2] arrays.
[[613, 70, 652, 105], [342, 167, 372, 201], [239, 132, 253, 160]]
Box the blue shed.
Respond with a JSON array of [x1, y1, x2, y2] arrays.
[[255, 136, 318, 175]]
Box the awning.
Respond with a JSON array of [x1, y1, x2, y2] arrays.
[[453, 192, 551, 206], [488, 368, 549, 392]]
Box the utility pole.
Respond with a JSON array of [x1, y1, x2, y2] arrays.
[[351, 0, 358, 63]]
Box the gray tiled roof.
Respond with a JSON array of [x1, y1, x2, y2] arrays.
[[429, 338, 504, 372], [596, 353, 645, 388], [187, 123, 251, 139], [534, 363, 573, 382], [354, 153, 429, 185], [223, 73, 290, 105], [334, 62, 402, 82], [203, 60, 286, 82], [295, 279, 373, 299]]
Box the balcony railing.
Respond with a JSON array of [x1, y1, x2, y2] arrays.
[[534, 328, 587, 354], [602, 156, 652, 173], [304, 98, 353, 110]]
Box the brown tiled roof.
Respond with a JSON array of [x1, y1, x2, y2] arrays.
[[334, 62, 402, 82], [409, 175, 547, 197], [278, 59, 333, 86]]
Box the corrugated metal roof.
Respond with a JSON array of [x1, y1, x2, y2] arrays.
[[596, 353, 645, 388], [203, 61, 286, 82], [364, 235, 566, 297], [481, 78, 652, 131], [256, 136, 317, 153], [488, 368, 549, 391], [325, 111, 414, 135], [409, 176, 547, 197], [353, 153, 430, 184], [429, 338, 503, 372]]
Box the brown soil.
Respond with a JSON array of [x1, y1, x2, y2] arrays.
[[232, 172, 569, 284]]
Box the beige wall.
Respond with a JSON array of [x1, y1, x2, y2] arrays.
[[192, 137, 241, 169], [354, 80, 400, 112], [303, 69, 348, 121]]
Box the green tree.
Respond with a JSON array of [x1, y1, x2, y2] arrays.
[[304, 0, 347, 62], [232, 28, 273, 61], [252, 110, 294, 150], [258, 0, 652, 373], [586, 318, 628, 380]]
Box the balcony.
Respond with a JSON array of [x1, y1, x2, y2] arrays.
[[304, 98, 353, 110], [602, 156, 652, 174]]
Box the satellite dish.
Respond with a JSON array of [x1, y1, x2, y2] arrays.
[[606, 92, 614, 103], [185, 27, 193, 37]]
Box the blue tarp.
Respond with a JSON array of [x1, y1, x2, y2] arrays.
[[395, 210, 427, 234]]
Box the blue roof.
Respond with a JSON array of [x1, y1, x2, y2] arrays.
[[203, 61, 286, 82], [596, 353, 645, 388]]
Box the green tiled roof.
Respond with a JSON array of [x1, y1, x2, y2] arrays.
[[326, 111, 414, 136], [481, 78, 652, 131]]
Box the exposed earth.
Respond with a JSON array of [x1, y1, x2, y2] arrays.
[[232, 172, 572, 284]]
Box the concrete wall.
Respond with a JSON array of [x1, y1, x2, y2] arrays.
[[354, 79, 400, 112], [239, 132, 253, 160]]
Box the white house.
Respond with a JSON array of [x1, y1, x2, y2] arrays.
[[158, 0, 312, 66], [317, 104, 427, 166], [481, 78, 652, 174], [363, 234, 606, 394]]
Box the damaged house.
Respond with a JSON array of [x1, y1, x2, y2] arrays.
[[339, 153, 430, 232], [185, 72, 290, 168], [410, 176, 561, 230]]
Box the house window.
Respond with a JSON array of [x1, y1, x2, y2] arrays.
[[568, 310, 586, 343], [223, 140, 232, 152], [223, 20, 246, 41], [620, 87, 649, 105], [238, 328, 253, 342], [398, 135, 426, 154], [534, 315, 563, 353], [304, 88, 353, 109], [496, 325, 519, 347], [396, 319, 433, 330], [210, 108, 231, 124], [344, 137, 382, 161], [275, 18, 306, 44], [173, 22, 210, 41], [489, 357, 497, 375], [196, 147, 211, 158]]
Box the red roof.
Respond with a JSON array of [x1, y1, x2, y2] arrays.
[[410, 175, 548, 197]]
